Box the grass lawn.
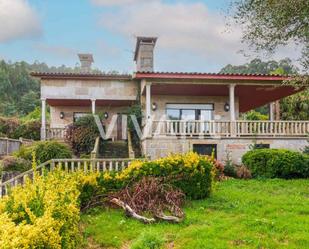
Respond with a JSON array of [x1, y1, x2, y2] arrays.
[[81, 179, 309, 249]]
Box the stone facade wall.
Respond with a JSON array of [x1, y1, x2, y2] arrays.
[[41, 79, 138, 100], [50, 106, 128, 139], [142, 137, 308, 164], [141, 95, 239, 121]]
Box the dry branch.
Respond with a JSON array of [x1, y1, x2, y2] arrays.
[[110, 198, 156, 224]]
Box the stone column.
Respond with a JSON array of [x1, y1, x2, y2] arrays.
[[269, 102, 275, 121], [145, 82, 152, 120], [229, 84, 236, 137], [229, 84, 236, 121], [41, 98, 46, 140], [91, 99, 96, 114]]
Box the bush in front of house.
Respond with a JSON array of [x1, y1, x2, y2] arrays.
[[0, 156, 31, 173], [65, 115, 101, 156], [0, 116, 41, 140], [14, 140, 72, 163], [99, 152, 216, 200], [243, 110, 269, 120], [242, 149, 309, 179], [0, 167, 94, 248], [13, 120, 41, 140]]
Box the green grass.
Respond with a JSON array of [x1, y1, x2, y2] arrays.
[[81, 179, 309, 249]]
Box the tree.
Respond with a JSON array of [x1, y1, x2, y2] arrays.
[[233, 0, 309, 72]]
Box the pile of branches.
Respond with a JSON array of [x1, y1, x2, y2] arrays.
[[110, 176, 185, 223]]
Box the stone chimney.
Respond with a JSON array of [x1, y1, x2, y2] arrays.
[[134, 37, 157, 72], [78, 53, 94, 73]]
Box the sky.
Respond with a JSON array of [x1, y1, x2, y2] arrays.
[[0, 0, 301, 73]]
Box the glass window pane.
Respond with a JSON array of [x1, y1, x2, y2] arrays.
[[166, 109, 180, 120], [181, 110, 196, 120]]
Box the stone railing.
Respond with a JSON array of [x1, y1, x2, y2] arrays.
[[151, 120, 309, 138], [0, 137, 33, 156], [46, 128, 67, 140], [0, 158, 137, 197]]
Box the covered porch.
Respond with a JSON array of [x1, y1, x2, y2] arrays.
[[41, 98, 135, 140], [137, 72, 308, 138]]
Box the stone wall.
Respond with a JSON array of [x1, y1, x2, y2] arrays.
[[50, 106, 129, 140], [41, 79, 138, 100], [142, 137, 308, 164], [141, 95, 239, 121]]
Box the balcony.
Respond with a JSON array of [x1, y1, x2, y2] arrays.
[[151, 120, 309, 138]]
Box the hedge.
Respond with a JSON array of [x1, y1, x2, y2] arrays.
[[242, 149, 309, 179], [14, 140, 72, 164], [98, 152, 217, 200], [65, 115, 101, 156], [0, 117, 41, 140]]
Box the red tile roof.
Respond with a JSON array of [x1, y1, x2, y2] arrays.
[[134, 71, 290, 81]]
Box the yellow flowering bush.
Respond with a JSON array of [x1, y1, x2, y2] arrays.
[[98, 152, 216, 199], [0, 164, 99, 249]]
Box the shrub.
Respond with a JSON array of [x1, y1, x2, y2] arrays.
[[242, 149, 309, 179], [0, 156, 31, 172], [0, 117, 19, 137], [236, 165, 252, 179], [65, 115, 101, 155], [14, 120, 41, 140], [0, 116, 41, 140], [15, 140, 72, 163], [0, 164, 100, 248], [243, 110, 268, 120], [224, 163, 237, 178], [99, 152, 216, 200]]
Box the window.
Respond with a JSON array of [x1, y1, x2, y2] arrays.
[[165, 104, 214, 121], [193, 144, 217, 158], [73, 112, 90, 122], [254, 144, 270, 149]]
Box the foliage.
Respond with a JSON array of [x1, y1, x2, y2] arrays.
[[232, 0, 309, 71], [242, 149, 309, 178], [220, 58, 298, 75], [131, 231, 164, 249], [0, 156, 31, 173], [100, 152, 216, 200], [0, 60, 103, 117], [0, 166, 99, 248], [21, 106, 50, 122], [280, 89, 309, 120], [235, 165, 252, 179], [81, 179, 309, 249], [0, 116, 41, 140], [65, 114, 101, 155], [15, 140, 72, 164], [243, 110, 268, 120], [127, 104, 143, 157]]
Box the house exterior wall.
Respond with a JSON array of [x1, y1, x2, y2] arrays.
[[141, 95, 239, 121], [50, 106, 129, 139], [142, 137, 308, 164], [41, 79, 138, 100]]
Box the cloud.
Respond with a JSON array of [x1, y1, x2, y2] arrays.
[[34, 43, 77, 59], [96, 0, 301, 71], [98, 1, 245, 67], [0, 0, 42, 43], [90, 0, 150, 6]]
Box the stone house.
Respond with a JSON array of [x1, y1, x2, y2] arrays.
[[31, 37, 309, 163]]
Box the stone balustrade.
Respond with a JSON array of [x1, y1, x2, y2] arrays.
[[151, 120, 309, 138]]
